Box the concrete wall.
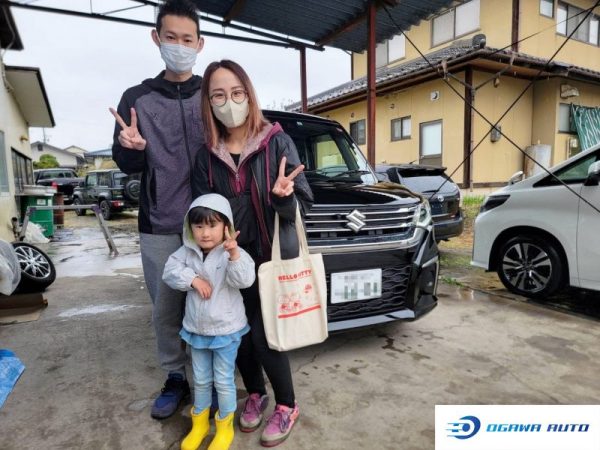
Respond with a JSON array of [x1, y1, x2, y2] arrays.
[[0, 64, 32, 242]]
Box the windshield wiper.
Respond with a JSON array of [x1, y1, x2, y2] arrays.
[[330, 169, 371, 179]]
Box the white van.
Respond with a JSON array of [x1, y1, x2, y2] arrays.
[[472, 144, 600, 298]]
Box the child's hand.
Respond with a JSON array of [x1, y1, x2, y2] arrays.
[[192, 276, 212, 299], [223, 228, 241, 261]]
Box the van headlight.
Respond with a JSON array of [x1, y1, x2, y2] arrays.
[[415, 201, 432, 227]]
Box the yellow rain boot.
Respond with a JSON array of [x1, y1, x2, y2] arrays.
[[207, 410, 235, 450], [181, 407, 210, 450]]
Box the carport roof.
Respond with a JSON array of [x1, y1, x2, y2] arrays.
[[191, 0, 464, 53]]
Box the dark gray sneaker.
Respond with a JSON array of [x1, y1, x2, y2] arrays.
[[150, 374, 190, 419]]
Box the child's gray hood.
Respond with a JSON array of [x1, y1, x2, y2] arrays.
[[182, 193, 234, 251]]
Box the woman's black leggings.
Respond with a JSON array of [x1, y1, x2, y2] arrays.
[[236, 279, 295, 408]]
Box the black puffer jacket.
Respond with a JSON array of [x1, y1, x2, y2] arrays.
[[192, 122, 313, 261]]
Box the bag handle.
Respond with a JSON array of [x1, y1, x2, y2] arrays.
[[271, 204, 309, 262]]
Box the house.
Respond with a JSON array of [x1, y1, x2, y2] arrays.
[[0, 6, 55, 242], [289, 0, 600, 192], [85, 148, 117, 169], [30, 141, 84, 169]]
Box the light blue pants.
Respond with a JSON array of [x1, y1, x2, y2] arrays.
[[191, 340, 241, 416]]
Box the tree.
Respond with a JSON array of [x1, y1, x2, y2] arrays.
[[33, 154, 59, 169]]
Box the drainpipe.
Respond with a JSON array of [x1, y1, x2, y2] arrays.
[[463, 67, 474, 190], [512, 0, 520, 52], [366, 1, 376, 166]]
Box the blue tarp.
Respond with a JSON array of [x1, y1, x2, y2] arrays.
[[0, 349, 25, 409]]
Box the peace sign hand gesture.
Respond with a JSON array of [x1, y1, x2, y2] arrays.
[[223, 227, 241, 261], [272, 156, 305, 198], [109, 107, 147, 151]]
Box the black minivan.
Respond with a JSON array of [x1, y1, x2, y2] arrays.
[[264, 110, 439, 332]]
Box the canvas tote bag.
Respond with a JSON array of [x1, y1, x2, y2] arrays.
[[258, 207, 328, 351]]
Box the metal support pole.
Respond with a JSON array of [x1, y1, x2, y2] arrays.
[[300, 46, 308, 113], [367, 1, 377, 167], [18, 205, 119, 255]]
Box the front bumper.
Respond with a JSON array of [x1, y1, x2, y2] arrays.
[[319, 226, 439, 333]]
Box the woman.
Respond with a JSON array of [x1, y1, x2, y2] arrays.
[[192, 59, 313, 448]]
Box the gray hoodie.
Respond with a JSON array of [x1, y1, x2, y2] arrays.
[[162, 193, 255, 336]]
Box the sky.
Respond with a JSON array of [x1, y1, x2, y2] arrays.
[[3, 1, 350, 151]]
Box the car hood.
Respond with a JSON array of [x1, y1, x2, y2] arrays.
[[309, 180, 422, 206]]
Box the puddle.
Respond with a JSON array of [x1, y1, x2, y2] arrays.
[[43, 227, 143, 278], [58, 304, 141, 317]]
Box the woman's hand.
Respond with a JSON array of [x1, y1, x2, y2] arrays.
[[272, 156, 304, 197], [109, 107, 147, 151], [223, 227, 241, 261], [192, 276, 212, 299]]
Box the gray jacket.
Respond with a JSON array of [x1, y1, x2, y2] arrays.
[[162, 194, 255, 336]]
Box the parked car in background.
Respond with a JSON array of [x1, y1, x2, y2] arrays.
[[34, 168, 83, 204], [472, 145, 600, 299], [376, 164, 464, 241], [263, 110, 439, 332], [73, 169, 140, 220]]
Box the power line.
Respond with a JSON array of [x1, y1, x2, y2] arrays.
[[382, 1, 600, 215]]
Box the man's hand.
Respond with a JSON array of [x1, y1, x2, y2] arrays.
[[223, 227, 241, 261], [191, 276, 212, 299], [272, 156, 304, 197], [109, 107, 147, 151]]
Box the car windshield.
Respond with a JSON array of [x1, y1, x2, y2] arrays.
[[112, 172, 128, 187], [277, 119, 377, 184]]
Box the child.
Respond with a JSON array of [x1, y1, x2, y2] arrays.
[[163, 193, 255, 450]]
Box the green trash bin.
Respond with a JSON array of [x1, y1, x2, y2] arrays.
[[20, 189, 55, 238]]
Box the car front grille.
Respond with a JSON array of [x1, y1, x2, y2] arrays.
[[326, 264, 412, 321], [305, 204, 418, 242]]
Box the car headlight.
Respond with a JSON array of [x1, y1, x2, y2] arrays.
[[415, 201, 432, 227], [479, 194, 510, 213]]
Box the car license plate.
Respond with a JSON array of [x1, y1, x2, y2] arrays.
[[331, 269, 382, 304]]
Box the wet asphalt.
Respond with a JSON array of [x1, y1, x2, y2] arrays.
[[1, 221, 599, 449]]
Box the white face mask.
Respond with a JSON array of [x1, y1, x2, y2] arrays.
[[159, 41, 198, 74], [211, 99, 250, 129]]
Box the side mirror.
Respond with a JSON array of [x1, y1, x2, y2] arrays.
[[79, 181, 85, 187], [584, 161, 600, 187], [508, 170, 524, 185]]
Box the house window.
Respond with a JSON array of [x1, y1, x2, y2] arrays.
[[420, 120, 443, 166], [558, 103, 576, 133], [432, 0, 480, 47], [391, 116, 411, 141], [375, 34, 406, 68], [350, 120, 366, 145], [11, 149, 33, 192], [540, 0, 554, 17], [388, 34, 406, 62], [557, 2, 600, 45], [0, 131, 9, 193]]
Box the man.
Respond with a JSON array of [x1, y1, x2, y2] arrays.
[[111, 0, 204, 420]]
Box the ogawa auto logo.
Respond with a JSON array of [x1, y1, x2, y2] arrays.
[[446, 415, 591, 440], [447, 416, 482, 439]]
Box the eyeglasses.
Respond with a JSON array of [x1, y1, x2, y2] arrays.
[[209, 89, 247, 107]]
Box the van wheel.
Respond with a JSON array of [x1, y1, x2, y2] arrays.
[[73, 197, 86, 216], [497, 235, 564, 299], [100, 200, 113, 221], [12, 242, 56, 293]]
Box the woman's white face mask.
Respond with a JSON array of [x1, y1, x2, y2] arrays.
[[159, 41, 198, 74], [212, 99, 249, 129]]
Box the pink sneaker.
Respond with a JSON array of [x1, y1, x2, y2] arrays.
[[260, 403, 299, 447], [239, 393, 269, 432]]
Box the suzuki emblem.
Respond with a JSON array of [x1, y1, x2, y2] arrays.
[[346, 209, 366, 233], [436, 194, 445, 203]]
